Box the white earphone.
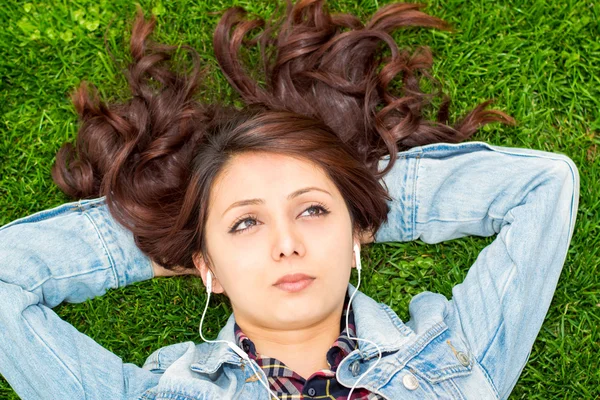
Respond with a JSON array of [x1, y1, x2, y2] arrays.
[[206, 268, 212, 293], [198, 242, 382, 400]]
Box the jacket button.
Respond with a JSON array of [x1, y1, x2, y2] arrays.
[[402, 373, 419, 390], [456, 351, 470, 366], [349, 360, 361, 376], [307, 387, 316, 396]]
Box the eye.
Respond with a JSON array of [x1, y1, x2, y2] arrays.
[[228, 202, 331, 235], [229, 214, 258, 234], [300, 203, 330, 218]]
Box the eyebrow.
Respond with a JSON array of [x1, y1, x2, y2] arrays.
[[222, 187, 332, 218]]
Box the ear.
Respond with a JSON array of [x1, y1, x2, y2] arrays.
[[192, 252, 225, 294]]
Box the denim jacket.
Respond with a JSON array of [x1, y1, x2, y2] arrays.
[[0, 141, 579, 400]]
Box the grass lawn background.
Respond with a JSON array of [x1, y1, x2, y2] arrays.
[[1, 0, 598, 398]]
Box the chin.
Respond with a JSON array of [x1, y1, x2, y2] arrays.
[[274, 313, 322, 330], [272, 298, 331, 324]]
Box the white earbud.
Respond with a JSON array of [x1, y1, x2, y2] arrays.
[[206, 270, 212, 293], [354, 243, 361, 271]]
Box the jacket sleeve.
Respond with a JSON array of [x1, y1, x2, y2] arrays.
[[374, 141, 579, 399], [0, 197, 160, 399]]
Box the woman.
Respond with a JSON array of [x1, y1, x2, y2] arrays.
[[0, 2, 579, 400]]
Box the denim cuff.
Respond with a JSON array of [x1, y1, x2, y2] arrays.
[[373, 153, 419, 243], [82, 199, 155, 287]]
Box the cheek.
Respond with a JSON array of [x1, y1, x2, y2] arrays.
[[209, 235, 259, 272], [216, 254, 265, 292], [312, 235, 353, 266]]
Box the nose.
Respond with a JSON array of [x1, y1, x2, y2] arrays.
[[271, 217, 306, 261]]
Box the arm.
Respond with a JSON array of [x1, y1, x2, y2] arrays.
[[0, 197, 160, 399], [373, 141, 579, 399]]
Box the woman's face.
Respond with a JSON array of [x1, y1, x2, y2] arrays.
[[195, 151, 360, 331]]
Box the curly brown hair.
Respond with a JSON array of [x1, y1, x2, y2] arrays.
[[52, 2, 514, 272]]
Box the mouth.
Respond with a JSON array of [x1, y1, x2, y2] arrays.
[[273, 276, 315, 293]]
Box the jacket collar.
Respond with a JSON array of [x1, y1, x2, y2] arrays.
[[190, 283, 414, 374]]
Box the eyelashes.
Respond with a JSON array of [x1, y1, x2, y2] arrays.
[[228, 202, 331, 235]]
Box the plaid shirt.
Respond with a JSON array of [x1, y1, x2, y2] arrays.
[[234, 291, 385, 399]]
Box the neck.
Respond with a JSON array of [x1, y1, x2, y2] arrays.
[[236, 302, 346, 380]]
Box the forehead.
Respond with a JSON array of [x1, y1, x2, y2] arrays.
[[210, 152, 335, 206]]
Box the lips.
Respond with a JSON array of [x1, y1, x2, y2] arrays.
[[274, 273, 315, 293], [274, 273, 315, 285]]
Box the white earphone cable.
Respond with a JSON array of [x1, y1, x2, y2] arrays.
[[198, 243, 381, 400]]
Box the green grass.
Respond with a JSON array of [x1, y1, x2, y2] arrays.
[[1, 0, 598, 398]]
